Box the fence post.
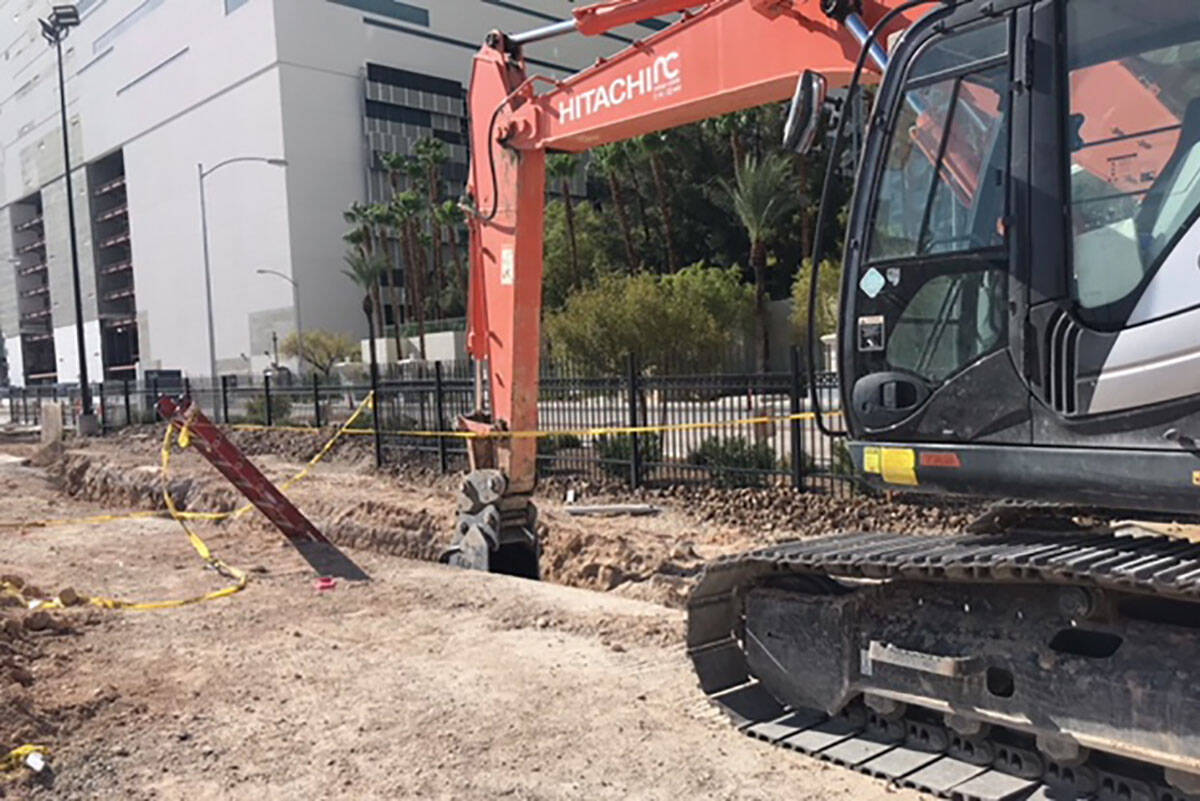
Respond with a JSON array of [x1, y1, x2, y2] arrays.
[[434, 361, 448, 474], [21, 388, 27, 425], [627, 352, 641, 489], [98, 382, 106, 434], [789, 345, 806, 490], [312, 372, 321, 428], [123, 380, 132, 428], [368, 351, 382, 470], [151, 378, 159, 421], [220, 375, 230, 423], [264, 374, 273, 427], [183, 377, 192, 404]]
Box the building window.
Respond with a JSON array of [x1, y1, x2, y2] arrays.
[[327, 0, 428, 26], [365, 101, 431, 127], [225, 0, 251, 13], [366, 63, 462, 98]]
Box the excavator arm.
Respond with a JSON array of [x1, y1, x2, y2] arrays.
[[457, 0, 919, 519]]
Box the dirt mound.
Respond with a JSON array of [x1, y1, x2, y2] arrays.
[[48, 451, 242, 517], [104, 423, 374, 467], [545, 481, 986, 538], [540, 522, 704, 608]]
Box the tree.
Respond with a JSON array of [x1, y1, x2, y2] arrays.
[[791, 257, 842, 364], [545, 264, 752, 375], [720, 152, 801, 371], [433, 200, 467, 316], [415, 138, 449, 317], [705, 111, 748, 173], [366, 202, 404, 355], [393, 190, 428, 359], [342, 201, 373, 257], [546, 153, 580, 285], [638, 133, 680, 272], [542, 199, 620, 310], [590, 144, 638, 271], [281, 330, 359, 377], [341, 250, 387, 336]]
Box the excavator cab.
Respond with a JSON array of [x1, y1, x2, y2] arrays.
[[839, 0, 1200, 516]]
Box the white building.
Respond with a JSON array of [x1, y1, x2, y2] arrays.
[[0, 0, 663, 386]]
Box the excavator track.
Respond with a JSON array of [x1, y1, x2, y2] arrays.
[[687, 530, 1200, 801]]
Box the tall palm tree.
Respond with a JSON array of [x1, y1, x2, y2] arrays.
[[546, 153, 580, 284], [705, 111, 748, 173], [415, 138, 448, 316], [342, 201, 374, 257], [638, 133, 679, 273], [393, 190, 428, 359], [367, 203, 405, 356], [617, 141, 656, 265], [720, 152, 800, 372], [433, 199, 467, 313], [377, 152, 411, 194], [342, 250, 387, 336], [590, 144, 637, 272]]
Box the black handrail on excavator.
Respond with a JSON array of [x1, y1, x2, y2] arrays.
[[806, 0, 951, 438]]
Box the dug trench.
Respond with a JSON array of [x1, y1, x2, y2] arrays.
[[44, 425, 985, 608]]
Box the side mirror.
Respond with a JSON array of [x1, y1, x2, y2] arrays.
[[782, 71, 828, 155]]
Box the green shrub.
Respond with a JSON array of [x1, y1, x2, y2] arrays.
[[687, 435, 777, 488], [245, 393, 293, 425], [595, 433, 661, 483], [553, 433, 582, 450]]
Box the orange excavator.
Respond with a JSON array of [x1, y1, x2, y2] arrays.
[[444, 1, 1200, 798]]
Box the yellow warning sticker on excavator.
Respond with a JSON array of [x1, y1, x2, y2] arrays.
[[1193, 470, 1200, 487], [880, 448, 918, 486], [863, 447, 881, 474]]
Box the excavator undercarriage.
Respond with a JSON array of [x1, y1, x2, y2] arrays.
[[688, 529, 1200, 799]]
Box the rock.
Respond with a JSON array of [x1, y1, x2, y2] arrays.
[[8, 665, 33, 686], [57, 587, 82, 607], [23, 610, 54, 632]]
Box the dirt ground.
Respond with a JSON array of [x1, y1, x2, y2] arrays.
[[0, 432, 937, 799]]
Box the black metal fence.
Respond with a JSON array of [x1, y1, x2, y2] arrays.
[[1, 349, 850, 494]]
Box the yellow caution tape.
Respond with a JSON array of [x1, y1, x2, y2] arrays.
[[0, 392, 376, 530], [1, 744, 48, 772], [1, 393, 828, 532]]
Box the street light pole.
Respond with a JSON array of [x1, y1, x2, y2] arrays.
[[197, 163, 217, 385], [197, 156, 286, 384], [255, 268, 302, 373], [42, 5, 97, 434]]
